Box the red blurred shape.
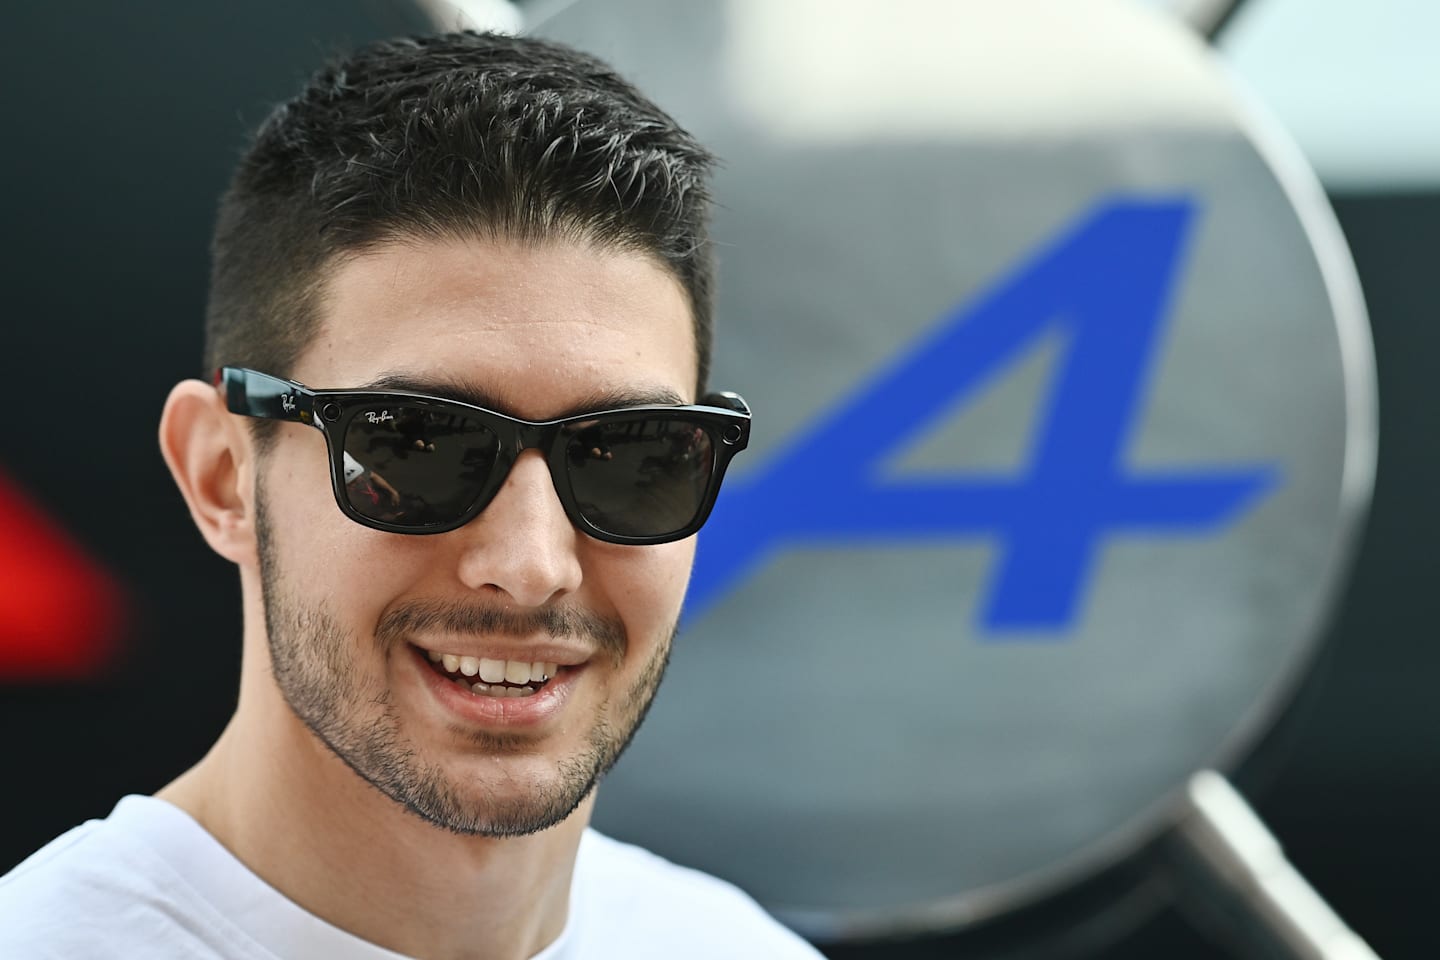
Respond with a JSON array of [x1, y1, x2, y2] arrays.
[[0, 469, 124, 680]]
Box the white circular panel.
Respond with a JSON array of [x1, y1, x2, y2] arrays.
[[537, 0, 1375, 938]]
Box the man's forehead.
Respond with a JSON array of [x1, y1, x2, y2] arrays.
[[354, 370, 689, 421], [298, 235, 700, 412], [322, 234, 692, 321]]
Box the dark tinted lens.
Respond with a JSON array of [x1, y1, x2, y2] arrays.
[[342, 404, 500, 527], [564, 417, 715, 537]]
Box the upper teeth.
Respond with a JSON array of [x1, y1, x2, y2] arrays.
[[429, 651, 557, 683]]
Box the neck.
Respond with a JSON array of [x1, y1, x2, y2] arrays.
[[159, 651, 588, 960]]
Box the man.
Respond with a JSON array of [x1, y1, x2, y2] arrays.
[[0, 31, 822, 960]]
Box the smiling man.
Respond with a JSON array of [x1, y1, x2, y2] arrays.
[[0, 32, 820, 960]]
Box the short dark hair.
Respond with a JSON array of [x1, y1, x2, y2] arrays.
[[204, 31, 717, 417]]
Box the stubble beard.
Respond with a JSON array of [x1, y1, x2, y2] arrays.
[[253, 482, 675, 838]]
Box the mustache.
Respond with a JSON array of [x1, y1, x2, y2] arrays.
[[376, 600, 627, 664]]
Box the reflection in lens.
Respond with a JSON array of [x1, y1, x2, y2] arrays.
[[344, 405, 499, 527], [565, 417, 713, 537]]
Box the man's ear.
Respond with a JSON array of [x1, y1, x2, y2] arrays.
[[159, 379, 257, 567]]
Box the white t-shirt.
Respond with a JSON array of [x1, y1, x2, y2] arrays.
[[0, 797, 823, 959]]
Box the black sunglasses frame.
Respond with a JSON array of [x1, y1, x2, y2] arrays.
[[220, 367, 751, 545]]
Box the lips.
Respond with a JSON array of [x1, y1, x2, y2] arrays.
[[408, 644, 580, 725]]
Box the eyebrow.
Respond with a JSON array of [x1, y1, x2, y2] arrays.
[[356, 372, 688, 420]]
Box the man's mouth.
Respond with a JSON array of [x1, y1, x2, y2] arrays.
[[419, 647, 561, 699]]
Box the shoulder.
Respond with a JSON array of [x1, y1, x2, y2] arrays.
[[0, 798, 257, 960], [1, 815, 122, 913], [572, 829, 824, 959], [0, 814, 147, 955]]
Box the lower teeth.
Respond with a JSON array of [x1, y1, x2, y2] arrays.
[[455, 677, 537, 698]]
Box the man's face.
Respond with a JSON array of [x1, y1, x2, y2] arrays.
[[254, 236, 699, 836]]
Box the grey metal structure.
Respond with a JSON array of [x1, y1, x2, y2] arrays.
[[432, 0, 1378, 952]]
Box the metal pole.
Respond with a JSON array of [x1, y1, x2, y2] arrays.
[[1169, 771, 1381, 960]]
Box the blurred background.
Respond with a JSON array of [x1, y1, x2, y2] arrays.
[[1, 1, 1434, 957]]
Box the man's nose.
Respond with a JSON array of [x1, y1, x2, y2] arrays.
[[453, 450, 583, 607]]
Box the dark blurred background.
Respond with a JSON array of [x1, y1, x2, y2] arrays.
[[1, 1, 1434, 957]]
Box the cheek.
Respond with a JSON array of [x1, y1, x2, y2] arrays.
[[263, 434, 336, 530], [261, 447, 432, 619], [589, 540, 695, 634]]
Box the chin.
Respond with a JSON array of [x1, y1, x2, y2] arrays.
[[368, 733, 610, 839]]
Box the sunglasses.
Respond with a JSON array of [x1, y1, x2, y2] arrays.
[[220, 367, 750, 545]]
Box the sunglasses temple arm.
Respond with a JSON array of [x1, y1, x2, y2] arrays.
[[701, 391, 751, 416], [220, 367, 318, 426]]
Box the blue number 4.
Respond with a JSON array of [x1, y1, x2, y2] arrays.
[[686, 197, 1281, 636]]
